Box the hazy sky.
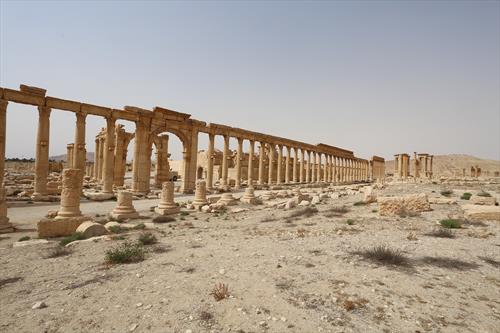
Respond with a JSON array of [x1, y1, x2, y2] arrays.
[[1, 0, 499, 161]]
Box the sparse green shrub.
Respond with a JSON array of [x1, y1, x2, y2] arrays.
[[45, 246, 72, 258], [425, 228, 455, 238], [138, 232, 157, 245], [133, 223, 146, 230], [371, 209, 378, 213], [180, 211, 190, 216], [18, 236, 30, 242], [460, 192, 472, 200], [353, 201, 367, 206], [440, 190, 453, 197], [105, 241, 144, 264], [439, 219, 462, 229], [346, 219, 355, 225], [108, 225, 125, 234], [59, 232, 85, 246]]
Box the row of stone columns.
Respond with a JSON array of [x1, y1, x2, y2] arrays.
[[204, 135, 370, 189]]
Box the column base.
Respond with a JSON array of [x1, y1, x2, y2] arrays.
[[0, 219, 14, 233]]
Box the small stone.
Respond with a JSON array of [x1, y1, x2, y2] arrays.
[[219, 269, 225, 275], [136, 303, 143, 307], [129, 323, 138, 331], [144, 304, 152, 310], [32, 301, 47, 309]]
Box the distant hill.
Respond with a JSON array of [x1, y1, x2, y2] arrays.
[[385, 154, 500, 177], [50, 152, 95, 162]]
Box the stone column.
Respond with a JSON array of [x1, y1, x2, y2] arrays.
[[292, 147, 297, 183], [299, 149, 305, 183], [258, 142, 265, 185], [235, 137, 243, 188], [192, 180, 208, 209], [93, 138, 99, 179], [155, 134, 170, 186], [221, 135, 229, 187], [397, 154, 403, 178], [268, 143, 274, 184], [155, 181, 180, 215], [132, 116, 152, 195], [394, 155, 399, 177], [276, 145, 283, 184], [207, 133, 215, 189], [66, 144, 74, 169], [111, 190, 139, 219], [32, 107, 51, 200], [248, 140, 255, 186], [311, 152, 316, 183], [429, 155, 433, 178], [102, 116, 116, 193], [305, 150, 311, 183], [0, 100, 12, 232], [323, 155, 328, 182], [56, 168, 83, 219], [73, 112, 87, 186], [284, 146, 291, 184]]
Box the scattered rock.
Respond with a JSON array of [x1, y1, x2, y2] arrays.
[[32, 301, 47, 309]]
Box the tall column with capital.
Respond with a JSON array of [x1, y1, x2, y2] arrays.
[[235, 137, 243, 188], [221, 135, 229, 187], [292, 147, 297, 183], [132, 116, 152, 194], [310, 152, 316, 183], [0, 100, 12, 232], [248, 140, 255, 186], [305, 151, 311, 183], [206, 133, 215, 189], [299, 149, 304, 183], [93, 138, 99, 179], [276, 145, 283, 184], [284, 146, 290, 184], [102, 116, 116, 193], [268, 143, 274, 184], [73, 111, 87, 187], [32, 106, 51, 200], [258, 142, 265, 185]]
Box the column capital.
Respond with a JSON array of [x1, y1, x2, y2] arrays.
[[37, 106, 51, 117]]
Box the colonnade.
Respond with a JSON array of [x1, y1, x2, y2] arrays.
[[203, 133, 370, 190], [0, 84, 375, 233]]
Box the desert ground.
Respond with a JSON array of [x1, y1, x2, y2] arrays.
[[1, 179, 499, 333]]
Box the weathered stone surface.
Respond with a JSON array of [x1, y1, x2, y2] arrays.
[[76, 221, 107, 238], [429, 197, 457, 204], [13, 239, 49, 247], [38, 216, 92, 238], [217, 193, 237, 206], [111, 191, 139, 219], [470, 195, 497, 206], [378, 193, 431, 216], [84, 192, 114, 201], [240, 187, 258, 204], [155, 182, 180, 215], [462, 204, 500, 221], [285, 199, 297, 210], [299, 200, 310, 206], [363, 186, 377, 203], [104, 221, 121, 231]]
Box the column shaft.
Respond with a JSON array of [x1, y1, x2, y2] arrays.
[[33, 106, 51, 198], [102, 117, 116, 193], [235, 138, 243, 188], [248, 140, 254, 186], [206, 134, 215, 189]]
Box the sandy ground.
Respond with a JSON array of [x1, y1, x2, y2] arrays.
[[1, 182, 499, 333]]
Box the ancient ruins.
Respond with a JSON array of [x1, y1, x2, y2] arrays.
[[0, 84, 383, 234]]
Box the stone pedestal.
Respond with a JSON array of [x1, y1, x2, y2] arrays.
[[0, 188, 13, 233], [218, 192, 237, 206], [111, 191, 139, 219], [192, 180, 208, 209], [240, 186, 258, 204], [56, 169, 83, 219], [155, 181, 180, 215]]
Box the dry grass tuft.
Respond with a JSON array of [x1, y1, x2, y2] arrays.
[[289, 207, 318, 219], [323, 206, 350, 217], [44, 246, 72, 258], [425, 228, 455, 238], [210, 282, 230, 301], [419, 256, 479, 271], [353, 245, 410, 267]]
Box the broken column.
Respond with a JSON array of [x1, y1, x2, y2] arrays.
[[192, 180, 208, 209], [0, 99, 13, 232], [240, 186, 257, 204], [102, 116, 116, 194], [56, 169, 83, 219], [155, 181, 180, 215], [111, 190, 139, 219]]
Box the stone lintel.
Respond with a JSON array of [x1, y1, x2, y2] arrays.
[[46, 96, 81, 112], [3, 88, 45, 106], [153, 106, 191, 121], [20, 84, 47, 97]]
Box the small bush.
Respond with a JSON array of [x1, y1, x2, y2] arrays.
[[133, 223, 146, 230], [105, 241, 145, 264], [18, 236, 30, 242], [353, 201, 367, 206], [440, 190, 453, 197], [138, 232, 157, 245], [180, 211, 190, 216], [346, 219, 355, 225], [210, 282, 230, 301], [476, 191, 491, 197], [460, 192, 472, 200], [354, 245, 410, 267], [45, 246, 72, 258], [371, 209, 378, 213], [59, 232, 85, 246], [425, 228, 455, 238], [289, 207, 318, 219], [439, 219, 462, 229]]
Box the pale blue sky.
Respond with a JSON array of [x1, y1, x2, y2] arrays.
[[1, 0, 499, 161]]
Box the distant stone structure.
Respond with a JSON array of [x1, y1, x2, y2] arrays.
[[394, 153, 410, 179], [370, 156, 385, 181], [413, 152, 433, 179]]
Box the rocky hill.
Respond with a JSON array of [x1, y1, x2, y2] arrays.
[[49, 152, 94, 162], [385, 154, 500, 177]]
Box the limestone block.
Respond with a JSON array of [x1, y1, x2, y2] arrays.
[[462, 204, 500, 221], [429, 197, 457, 204], [76, 221, 107, 238], [378, 193, 431, 216], [84, 192, 114, 201], [299, 200, 310, 206], [38, 216, 92, 238], [285, 199, 297, 210], [311, 196, 320, 205], [470, 195, 497, 206], [104, 221, 121, 231], [363, 186, 377, 203]]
